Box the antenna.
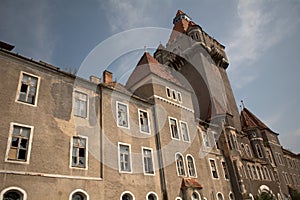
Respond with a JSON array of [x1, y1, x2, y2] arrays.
[[144, 45, 147, 52], [241, 100, 245, 109]]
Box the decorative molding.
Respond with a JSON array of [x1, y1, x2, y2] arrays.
[[153, 95, 194, 113]]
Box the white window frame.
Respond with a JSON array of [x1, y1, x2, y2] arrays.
[[120, 191, 135, 200], [216, 192, 224, 200], [70, 135, 88, 170], [142, 147, 155, 175], [5, 122, 34, 164], [202, 130, 211, 147], [191, 191, 200, 200], [221, 161, 229, 180], [171, 89, 177, 101], [175, 152, 186, 176], [180, 121, 190, 142], [255, 144, 263, 158], [73, 90, 88, 118], [229, 192, 234, 200], [69, 189, 89, 200], [138, 109, 151, 134], [146, 192, 158, 200], [186, 154, 197, 178], [15, 71, 40, 107], [0, 186, 27, 200], [177, 91, 182, 103], [209, 158, 219, 179], [118, 142, 132, 173], [116, 101, 130, 129], [169, 117, 180, 140], [166, 87, 171, 99]]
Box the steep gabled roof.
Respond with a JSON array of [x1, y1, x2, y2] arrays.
[[240, 107, 276, 133]]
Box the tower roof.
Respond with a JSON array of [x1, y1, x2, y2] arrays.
[[240, 107, 277, 134]]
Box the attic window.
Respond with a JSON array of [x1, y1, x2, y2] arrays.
[[166, 87, 171, 98]]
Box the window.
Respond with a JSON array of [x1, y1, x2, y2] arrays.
[[266, 149, 274, 164], [117, 102, 129, 128], [166, 87, 171, 98], [120, 192, 134, 200], [172, 90, 177, 100], [142, 148, 154, 175], [247, 164, 252, 179], [213, 133, 220, 149], [252, 166, 258, 179], [119, 143, 131, 173], [202, 131, 210, 147], [146, 192, 158, 200], [217, 193, 224, 200], [245, 145, 252, 157], [191, 192, 200, 200], [175, 153, 186, 176], [186, 155, 196, 177], [256, 166, 261, 180], [209, 159, 219, 178], [138, 109, 150, 134], [180, 121, 190, 142], [1, 187, 27, 200], [74, 91, 88, 118], [71, 136, 87, 168], [276, 153, 284, 165], [177, 92, 182, 103], [255, 144, 263, 158], [16, 72, 39, 105], [229, 192, 234, 200], [221, 161, 229, 179], [5, 123, 33, 163], [240, 143, 245, 156], [71, 192, 87, 200], [169, 117, 179, 140]]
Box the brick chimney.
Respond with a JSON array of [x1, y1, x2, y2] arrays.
[[103, 70, 113, 83]]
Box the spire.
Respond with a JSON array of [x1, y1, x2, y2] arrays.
[[136, 52, 160, 67]]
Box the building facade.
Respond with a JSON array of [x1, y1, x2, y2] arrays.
[[0, 10, 299, 200]]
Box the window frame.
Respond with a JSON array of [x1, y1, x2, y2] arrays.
[[177, 91, 182, 103], [169, 117, 180, 140], [0, 186, 27, 200], [70, 135, 88, 170], [142, 147, 155, 175], [186, 154, 197, 178], [221, 161, 229, 180], [166, 87, 171, 99], [138, 109, 151, 134], [15, 71, 40, 107], [255, 144, 263, 158], [73, 90, 88, 118], [209, 158, 219, 179], [116, 101, 130, 129], [120, 191, 135, 200], [146, 192, 158, 200], [202, 130, 211, 147], [216, 192, 224, 200], [180, 121, 190, 142], [69, 189, 89, 200], [118, 142, 132, 173], [175, 152, 186, 176], [5, 122, 34, 164]]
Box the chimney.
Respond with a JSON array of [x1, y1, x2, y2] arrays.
[[89, 75, 101, 84], [103, 70, 113, 83]]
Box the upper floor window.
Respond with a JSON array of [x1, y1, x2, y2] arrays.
[[165, 87, 182, 103], [217, 193, 224, 200], [265, 149, 274, 164], [255, 144, 263, 158], [177, 92, 182, 103], [169, 117, 179, 140], [120, 191, 134, 200], [213, 132, 220, 149], [71, 136, 87, 169], [146, 192, 158, 200], [175, 153, 186, 176], [221, 161, 229, 180], [186, 155, 196, 177], [74, 91, 88, 118], [5, 123, 33, 164], [142, 147, 155, 175], [138, 109, 150, 134], [166, 87, 171, 98], [119, 143, 131, 173], [245, 145, 252, 157], [117, 102, 129, 128], [202, 131, 211, 147], [209, 159, 219, 179], [247, 164, 252, 179], [180, 121, 190, 142], [16, 72, 40, 106], [1, 187, 27, 200]]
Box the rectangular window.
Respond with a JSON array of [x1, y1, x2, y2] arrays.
[[74, 91, 88, 118], [177, 92, 182, 103], [6, 123, 33, 163], [172, 90, 177, 100], [169, 117, 179, 140], [71, 136, 87, 168], [119, 143, 131, 173], [117, 102, 129, 128], [180, 121, 190, 142], [213, 132, 220, 149], [139, 109, 150, 134], [202, 131, 210, 147], [221, 161, 229, 179], [17, 72, 39, 105], [166, 87, 171, 98], [142, 147, 154, 175], [209, 159, 219, 179]]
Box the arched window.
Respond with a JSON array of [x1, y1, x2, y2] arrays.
[[229, 192, 234, 200], [245, 145, 252, 157], [256, 166, 261, 180], [1, 187, 27, 200], [191, 192, 200, 200], [240, 143, 245, 156], [120, 191, 134, 200], [256, 144, 263, 158], [69, 189, 89, 200], [175, 153, 186, 176], [217, 193, 224, 200], [146, 192, 158, 200], [252, 165, 258, 179], [247, 164, 252, 179], [186, 155, 196, 177]]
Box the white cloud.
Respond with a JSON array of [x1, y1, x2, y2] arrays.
[[227, 1, 300, 68]]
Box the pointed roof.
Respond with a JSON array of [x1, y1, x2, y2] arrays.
[[136, 51, 160, 66], [240, 107, 276, 133], [175, 10, 184, 17]]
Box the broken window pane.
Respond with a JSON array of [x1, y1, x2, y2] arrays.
[[71, 136, 87, 168], [18, 73, 38, 105], [117, 102, 129, 128], [139, 110, 150, 133]]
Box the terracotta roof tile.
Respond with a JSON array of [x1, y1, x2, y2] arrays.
[[181, 178, 203, 189]]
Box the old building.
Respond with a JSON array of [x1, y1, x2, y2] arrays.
[[0, 10, 299, 200]]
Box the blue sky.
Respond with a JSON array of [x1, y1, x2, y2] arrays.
[[1, 0, 300, 153]]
